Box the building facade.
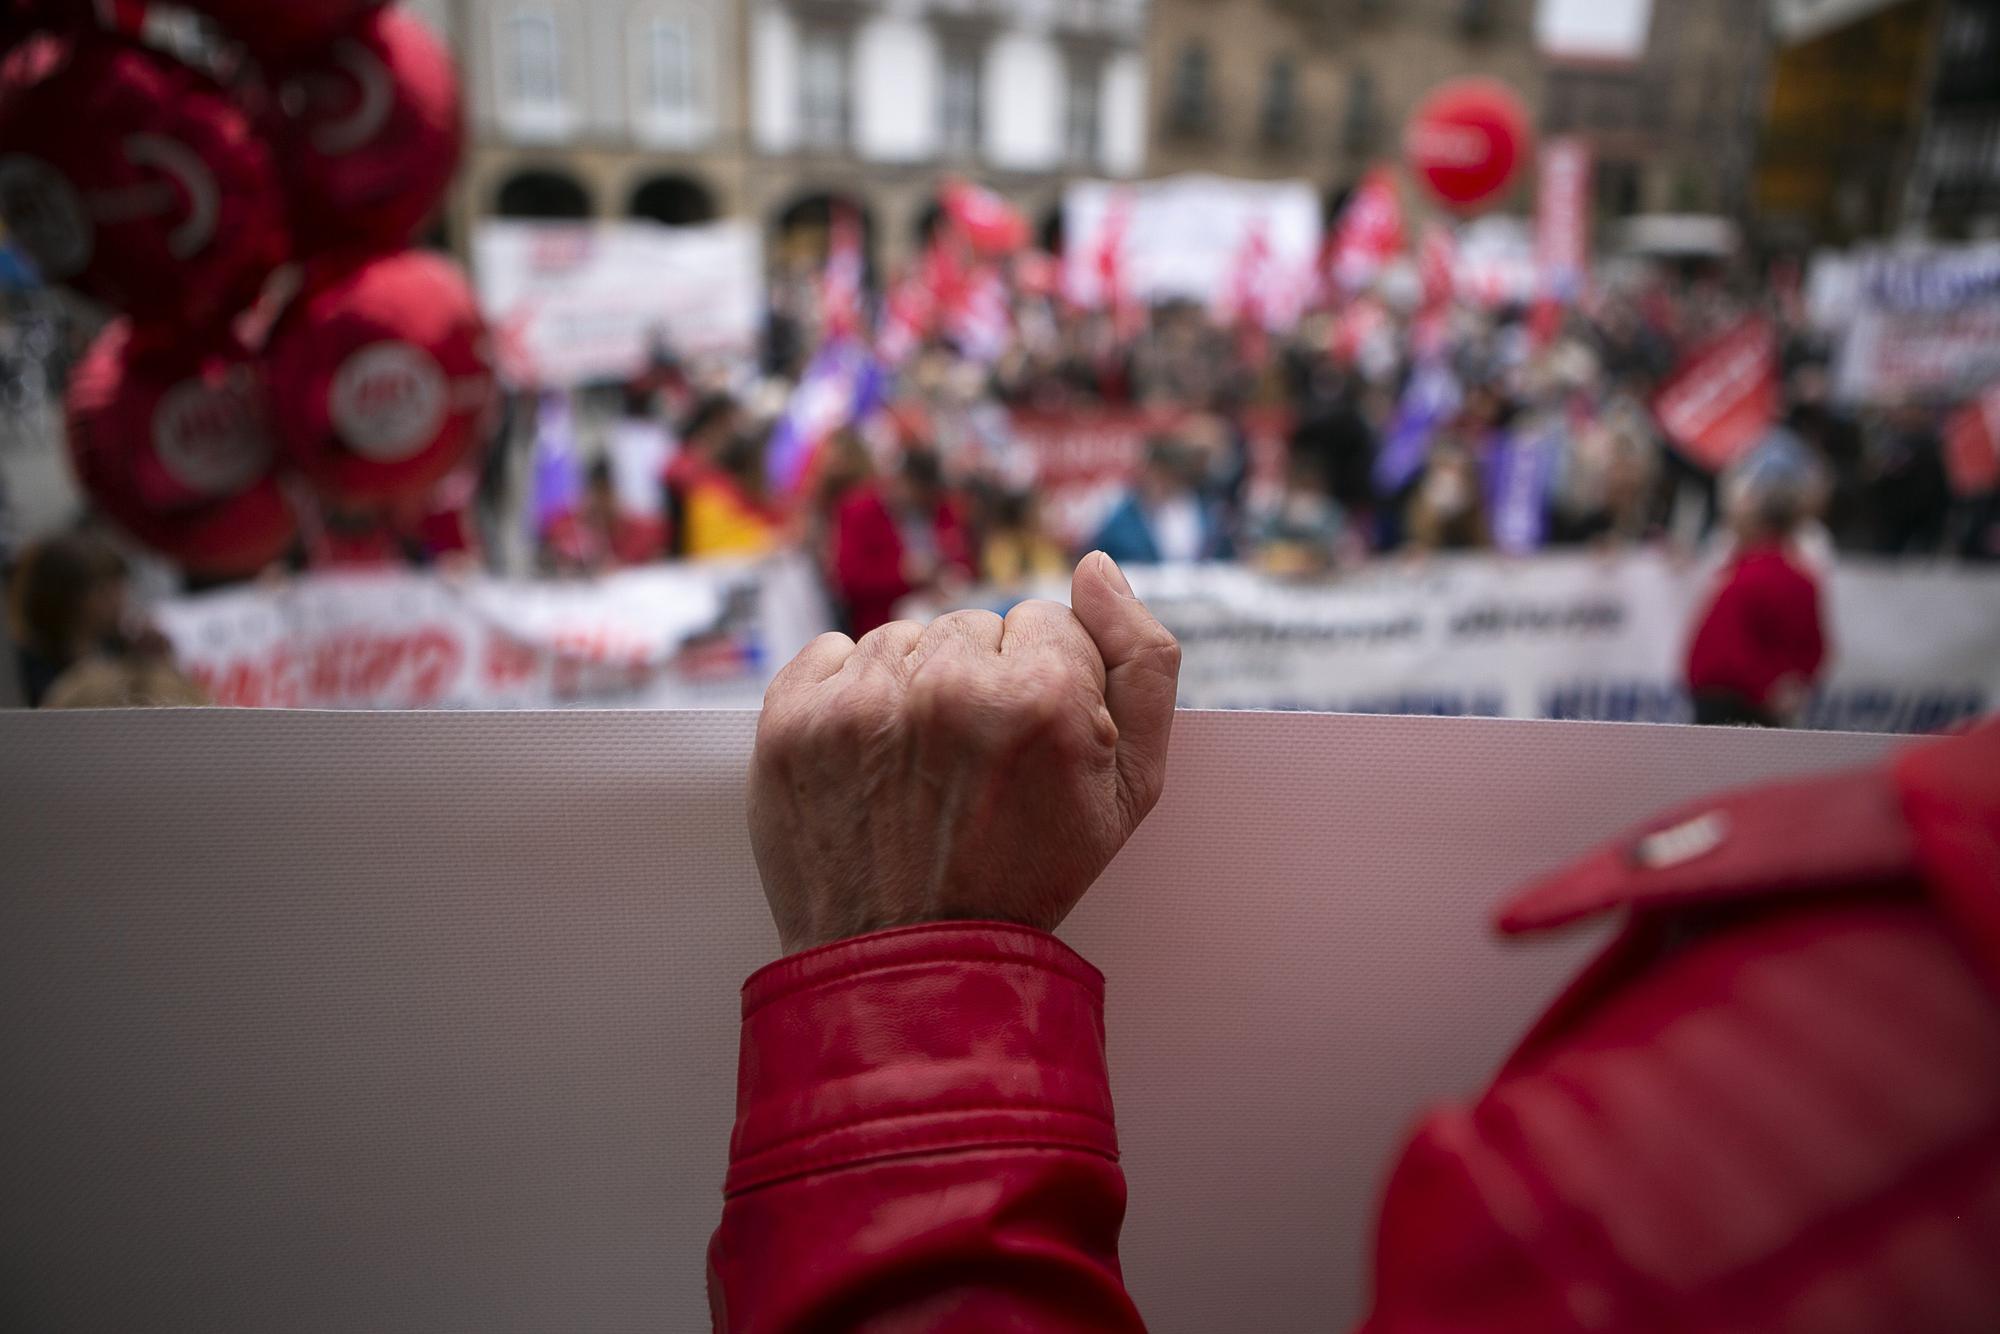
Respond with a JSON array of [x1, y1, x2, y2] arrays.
[[746, 0, 1148, 265], [1541, 0, 1771, 226], [409, 0, 1150, 269], [1142, 0, 1547, 220]]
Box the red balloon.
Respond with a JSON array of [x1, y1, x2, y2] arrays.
[[68, 321, 298, 576], [0, 36, 289, 329], [271, 8, 463, 257], [178, 0, 386, 60], [1405, 78, 1533, 213], [266, 251, 497, 505]]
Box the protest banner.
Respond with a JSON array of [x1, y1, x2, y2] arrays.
[[1653, 316, 1780, 472], [154, 555, 832, 711], [471, 220, 762, 386], [1823, 242, 2000, 405], [158, 553, 2000, 730], [1061, 175, 1321, 315]]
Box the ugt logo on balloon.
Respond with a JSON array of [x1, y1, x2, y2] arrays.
[[330, 341, 450, 463]]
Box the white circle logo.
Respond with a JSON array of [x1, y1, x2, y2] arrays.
[[0, 153, 93, 280], [329, 341, 448, 461], [152, 371, 269, 496]]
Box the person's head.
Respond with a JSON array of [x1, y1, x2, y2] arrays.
[[584, 456, 617, 517], [1138, 439, 1201, 505], [890, 448, 946, 511], [716, 428, 768, 492], [7, 530, 129, 662], [1723, 429, 1823, 542], [680, 394, 743, 460]]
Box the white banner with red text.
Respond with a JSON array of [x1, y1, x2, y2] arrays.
[[471, 220, 763, 387], [155, 553, 2000, 731]]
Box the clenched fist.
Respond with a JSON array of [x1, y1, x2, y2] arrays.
[[749, 553, 1183, 954]]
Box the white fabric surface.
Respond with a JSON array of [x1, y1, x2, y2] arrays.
[[0, 709, 1903, 1332]]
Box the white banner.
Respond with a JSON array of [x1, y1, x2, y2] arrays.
[[154, 557, 831, 711], [1820, 242, 2000, 405], [937, 554, 2000, 734], [1062, 174, 1322, 312], [471, 220, 763, 386], [155, 554, 2000, 733]]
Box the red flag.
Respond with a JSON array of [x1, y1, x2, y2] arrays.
[[820, 204, 864, 341], [941, 179, 1028, 257], [1088, 191, 1142, 343], [876, 268, 933, 367], [1945, 386, 2000, 497], [1329, 167, 1405, 293], [1219, 219, 1275, 364], [1653, 317, 1780, 472], [1532, 136, 1591, 347]]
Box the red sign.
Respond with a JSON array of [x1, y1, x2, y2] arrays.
[[1945, 387, 2000, 497], [1653, 318, 1781, 472], [1535, 137, 1592, 305], [1405, 78, 1533, 213]]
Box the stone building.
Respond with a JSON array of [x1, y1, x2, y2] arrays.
[[1142, 0, 1548, 220], [407, 0, 1152, 268]]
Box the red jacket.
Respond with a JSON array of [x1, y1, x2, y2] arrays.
[[830, 483, 975, 637], [709, 720, 2000, 1332], [1685, 542, 1827, 709]]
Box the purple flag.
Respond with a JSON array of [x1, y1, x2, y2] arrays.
[[1374, 359, 1461, 496]]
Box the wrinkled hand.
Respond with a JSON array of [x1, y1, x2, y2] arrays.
[[749, 553, 1182, 954]]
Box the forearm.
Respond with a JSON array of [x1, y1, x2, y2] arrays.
[[709, 923, 1146, 1333]]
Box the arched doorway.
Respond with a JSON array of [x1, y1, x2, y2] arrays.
[[494, 169, 593, 220], [629, 174, 718, 226], [770, 191, 876, 275], [1038, 204, 1063, 256]]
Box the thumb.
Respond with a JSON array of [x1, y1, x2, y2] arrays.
[[1071, 552, 1182, 825]]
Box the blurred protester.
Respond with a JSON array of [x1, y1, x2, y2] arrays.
[[663, 394, 746, 558], [682, 428, 782, 561], [41, 655, 207, 708], [830, 448, 975, 636], [979, 487, 1068, 589], [541, 457, 666, 576], [1549, 408, 1663, 546], [1088, 439, 1233, 565], [7, 530, 194, 708], [1252, 453, 1347, 577], [1866, 402, 1953, 556], [1686, 431, 1829, 727], [1405, 442, 1490, 552]]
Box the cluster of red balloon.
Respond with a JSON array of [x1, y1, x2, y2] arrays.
[[0, 0, 494, 576]]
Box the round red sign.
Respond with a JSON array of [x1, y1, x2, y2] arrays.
[[1405, 78, 1533, 213]]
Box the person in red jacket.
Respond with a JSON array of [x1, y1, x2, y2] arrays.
[[711, 552, 2000, 1332], [828, 448, 976, 636], [1686, 432, 1829, 726]]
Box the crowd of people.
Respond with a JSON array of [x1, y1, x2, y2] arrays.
[[5, 239, 1990, 711], [523, 258, 1989, 638]]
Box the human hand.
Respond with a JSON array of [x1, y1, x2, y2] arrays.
[[749, 553, 1182, 954]]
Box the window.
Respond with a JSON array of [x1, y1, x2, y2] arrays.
[[497, 7, 572, 140], [506, 10, 562, 111], [1169, 43, 1210, 134], [940, 46, 982, 159], [799, 29, 848, 151], [1261, 57, 1296, 145], [1066, 60, 1101, 166], [633, 7, 711, 145]]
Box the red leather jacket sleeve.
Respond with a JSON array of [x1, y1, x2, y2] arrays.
[[708, 922, 1147, 1333]]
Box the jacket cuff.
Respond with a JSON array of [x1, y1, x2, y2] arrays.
[[726, 922, 1118, 1196]]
